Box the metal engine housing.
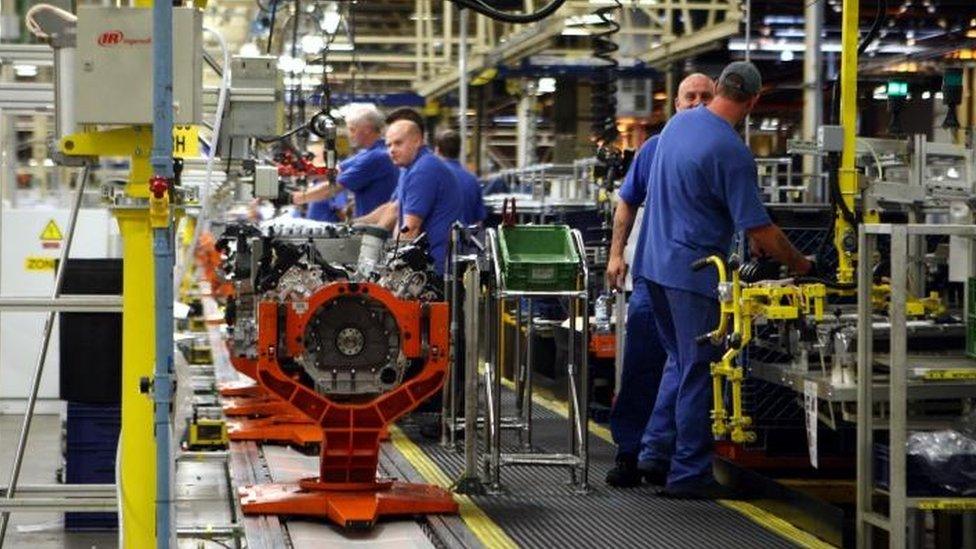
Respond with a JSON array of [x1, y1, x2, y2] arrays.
[[298, 293, 405, 396]]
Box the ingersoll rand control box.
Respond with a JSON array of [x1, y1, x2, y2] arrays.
[[74, 6, 203, 125]]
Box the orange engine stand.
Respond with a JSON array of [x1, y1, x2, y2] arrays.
[[238, 282, 457, 527]]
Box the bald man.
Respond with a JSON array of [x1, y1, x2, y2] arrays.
[[605, 73, 715, 488], [356, 119, 462, 276]]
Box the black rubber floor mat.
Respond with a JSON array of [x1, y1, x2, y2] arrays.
[[398, 389, 803, 549]]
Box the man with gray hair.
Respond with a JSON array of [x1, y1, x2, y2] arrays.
[[293, 103, 399, 220]]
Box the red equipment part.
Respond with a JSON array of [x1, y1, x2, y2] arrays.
[[239, 282, 457, 527], [227, 416, 324, 447]]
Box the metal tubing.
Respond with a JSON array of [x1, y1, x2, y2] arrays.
[[0, 296, 123, 312], [462, 262, 480, 482], [834, 0, 859, 283], [574, 229, 590, 490], [151, 0, 176, 545], [491, 297, 504, 490], [0, 484, 115, 497], [567, 295, 577, 485], [856, 226, 875, 549], [443, 228, 460, 447], [889, 225, 909, 549], [514, 298, 523, 419], [152, 227, 175, 549], [458, 7, 468, 163], [0, 498, 118, 513], [0, 167, 88, 546], [523, 300, 533, 450]]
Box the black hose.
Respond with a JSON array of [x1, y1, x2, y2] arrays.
[[451, 0, 567, 24], [590, 0, 621, 147], [266, 0, 279, 54]]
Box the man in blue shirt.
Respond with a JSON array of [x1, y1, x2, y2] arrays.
[[604, 73, 715, 488], [355, 119, 462, 276], [635, 62, 812, 498], [434, 130, 486, 226], [293, 103, 398, 219]]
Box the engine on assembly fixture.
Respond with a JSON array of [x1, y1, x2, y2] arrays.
[[215, 216, 443, 397]]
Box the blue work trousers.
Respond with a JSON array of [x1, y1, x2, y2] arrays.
[[608, 279, 667, 460], [638, 280, 721, 488]]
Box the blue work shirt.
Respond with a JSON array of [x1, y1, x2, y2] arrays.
[[636, 107, 771, 297], [445, 159, 487, 225], [618, 135, 659, 277], [305, 191, 349, 222], [312, 139, 398, 218], [394, 146, 463, 275]]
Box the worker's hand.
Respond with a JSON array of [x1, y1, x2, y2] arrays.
[[606, 254, 628, 290], [739, 257, 784, 283], [797, 257, 817, 277], [291, 190, 306, 205]]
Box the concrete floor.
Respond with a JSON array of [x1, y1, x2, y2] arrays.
[[0, 414, 117, 549]]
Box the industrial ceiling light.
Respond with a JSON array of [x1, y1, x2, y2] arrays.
[[240, 42, 261, 57], [301, 34, 325, 54], [13, 64, 37, 77], [321, 2, 341, 34]]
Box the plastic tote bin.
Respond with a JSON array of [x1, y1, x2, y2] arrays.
[[498, 225, 580, 291]]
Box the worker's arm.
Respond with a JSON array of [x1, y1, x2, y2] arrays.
[[354, 201, 398, 230], [606, 199, 639, 290], [292, 179, 343, 205], [399, 213, 423, 240], [746, 224, 812, 275]]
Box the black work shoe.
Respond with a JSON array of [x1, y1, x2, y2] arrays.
[[658, 480, 741, 500], [605, 457, 643, 488], [640, 467, 668, 487]]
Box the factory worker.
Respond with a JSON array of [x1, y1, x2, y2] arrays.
[[635, 62, 812, 498], [355, 118, 462, 276], [293, 103, 398, 220], [604, 73, 715, 488], [434, 129, 487, 227]]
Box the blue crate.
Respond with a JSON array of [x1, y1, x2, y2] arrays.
[[65, 511, 117, 532], [65, 402, 120, 448], [64, 444, 116, 484]]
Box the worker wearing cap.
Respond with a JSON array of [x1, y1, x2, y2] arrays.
[[293, 103, 399, 220], [355, 118, 462, 276], [435, 130, 487, 227], [604, 73, 715, 488], [635, 62, 812, 498]]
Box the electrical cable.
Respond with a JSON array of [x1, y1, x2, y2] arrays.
[[24, 3, 76, 38], [177, 26, 232, 290], [266, 0, 280, 54], [450, 0, 567, 24], [590, 0, 621, 149]]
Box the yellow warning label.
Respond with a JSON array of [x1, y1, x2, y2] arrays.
[[921, 370, 976, 381], [915, 499, 976, 511], [172, 125, 200, 158], [40, 220, 63, 241], [25, 256, 56, 271]]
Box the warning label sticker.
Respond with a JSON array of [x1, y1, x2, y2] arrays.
[[25, 256, 57, 272], [40, 220, 63, 249]]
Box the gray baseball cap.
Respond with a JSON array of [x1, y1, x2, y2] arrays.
[[718, 61, 762, 96]]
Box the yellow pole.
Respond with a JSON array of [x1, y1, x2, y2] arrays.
[[835, 0, 860, 283], [60, 126, 158, 546], [114, 208, 157, 548]]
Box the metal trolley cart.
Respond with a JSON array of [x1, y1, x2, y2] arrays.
[[481, 223, 591, 492]]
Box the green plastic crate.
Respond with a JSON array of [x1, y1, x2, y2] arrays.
[[498, 225, 580, 291]]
